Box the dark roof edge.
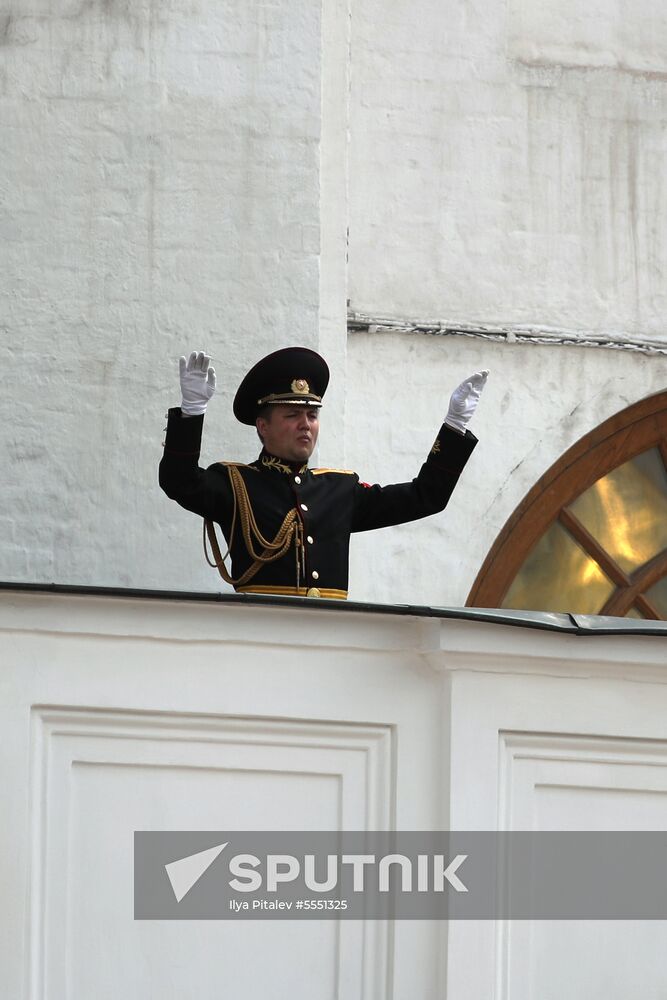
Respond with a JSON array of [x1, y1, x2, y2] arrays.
[[1, 582, 666, 637]]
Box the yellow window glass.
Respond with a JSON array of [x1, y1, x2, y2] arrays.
[[502, 520, 615, 614], [624, 606, 645, 619], [567, 449, 667, 574], [646, 577, 667, 618]]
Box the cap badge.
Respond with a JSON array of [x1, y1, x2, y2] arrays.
[[291, 378, 310, 394]]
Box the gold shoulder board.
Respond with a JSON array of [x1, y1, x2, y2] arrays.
[[215, 461, 258, 471], [311, 468, 356, 476]]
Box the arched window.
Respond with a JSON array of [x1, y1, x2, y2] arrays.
[[467, 392, 667, 619]]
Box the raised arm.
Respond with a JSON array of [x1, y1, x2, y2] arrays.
[[351, 370, 488, 532], [159, 351, 229, 521]]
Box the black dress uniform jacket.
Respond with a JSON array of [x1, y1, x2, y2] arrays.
[[159, 408, 477, 599]]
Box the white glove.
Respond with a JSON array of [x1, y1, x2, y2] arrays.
[[179, 351, 217, 416], [445, 370, 489, 434]]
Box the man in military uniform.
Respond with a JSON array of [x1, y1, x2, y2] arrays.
[[159, 347, 487, 600]]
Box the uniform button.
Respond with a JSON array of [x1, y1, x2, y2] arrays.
[[294, 476, 301, 484], [301, 503, 308, 511], [306, 587, 321, 598], [307, 535, 314, 544], [312, 571, 319, 580]]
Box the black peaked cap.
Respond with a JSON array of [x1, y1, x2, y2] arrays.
[[233, 347, 330, 425]]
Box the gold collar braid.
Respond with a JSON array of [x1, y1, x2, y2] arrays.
[[203, 465, 305, 589], [260, 454, 308, 475]]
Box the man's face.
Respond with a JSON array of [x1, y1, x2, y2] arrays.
[[256, 406, 320, 463]]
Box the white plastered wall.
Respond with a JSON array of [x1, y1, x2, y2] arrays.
[[1, 0, 666, 606], [343, 0, 667, 604], [344, 331, 666, 605], [0, 0, 347, 592], [347, 0, 667, 340]]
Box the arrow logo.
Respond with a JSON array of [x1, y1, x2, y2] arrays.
[[165, 842, 228, 902]]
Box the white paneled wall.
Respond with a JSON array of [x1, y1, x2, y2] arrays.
[[1, 589, 666, 998]]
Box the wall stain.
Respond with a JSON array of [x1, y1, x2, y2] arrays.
[[0, 14, 12, 44]]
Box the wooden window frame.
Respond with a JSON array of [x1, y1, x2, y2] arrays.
[[467, 391, 667, 618]]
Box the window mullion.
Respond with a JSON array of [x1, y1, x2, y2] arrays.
[[635, 594, 662, 620], [659, 440, 667, 475], [558, 508, 630, 589]]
